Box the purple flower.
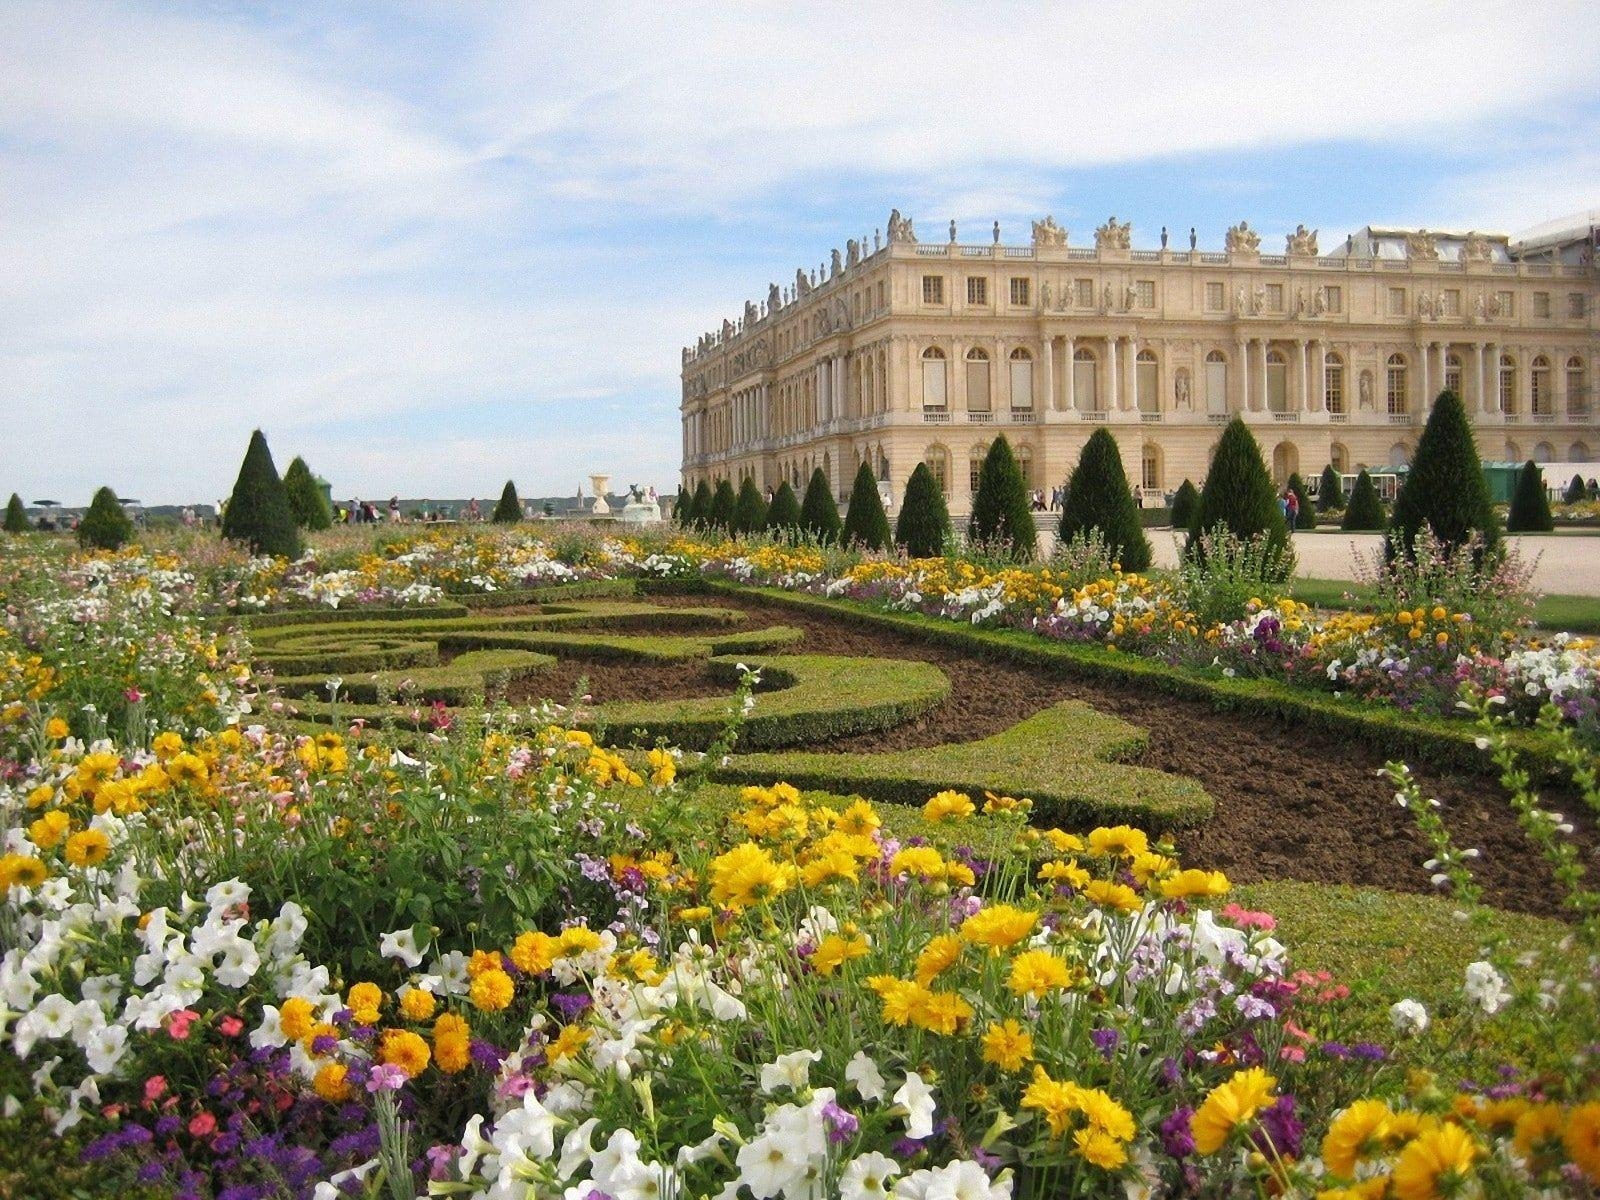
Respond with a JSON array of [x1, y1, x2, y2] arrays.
[[1350, 1042, 1387, 1061], [1319, 1041, 1351, 1059], [1252, 1095, 1304, 1160], [1089, 1028, 1120, 1059], [1158, 1057, 1181, 1088], [470, 1038, 506, 1071], [821, 1101, 859, 1144], [552, 993, 592, 1020], [1161, 1107, 1195, 1158], [312, 1033, 339, 1055]]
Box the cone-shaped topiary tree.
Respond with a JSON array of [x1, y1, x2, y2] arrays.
[[732, 477, 769, 536], [282, 456, 333, 531], [3, 493, 27, 534], [1318, 464, 1344, 512], [968, 436, 1036, 560], [708, 479, 737, 533], [1507, 460, 1554, 533], [1565, 473, 1587, 505], [895, 462, 950, 558], [1341, 468, 1387, 531], [221, 430, 301, 558], [688, 480, 713, 529], [764, 480, 803, 537], [1057, 429, 1151, 570], [1185, 417, 1287, 562], [492, 481, 522, 524], [77, 486, 135, 550], [800, 468, 842, 544], [842, 462, 892, 551], [1169, 479, 1199, 533], [1287, 472, 1317, 532], [1387, 390, 1498, 559]]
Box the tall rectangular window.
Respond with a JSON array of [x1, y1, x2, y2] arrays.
[[922, 275, 945, 304], [1266, 283, 1284, 312], [1496, 290, 1514, 317], [1534, 291, 1551, 318], [1570, 293, 1587, 319], [1325, 363, 1344, 413], [1075, 278, 1095, 307], [966, 276, 987, 304], [1134, 280, 1155, 308], [1009, 277, 1031, 306], [1205, 282, 1225, 311], [1443, 289, 1460, 317], [1388, 287, 1406, 316], [1326, 286, 1343, 313]]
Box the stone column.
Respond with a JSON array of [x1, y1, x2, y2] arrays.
[[1420, 343, 1431, 412], [1486, 343, 1499, 413], [1128, 335, 1140, 410], [1236, 339, 1249, 412], [1042, 335, 1055, 410], [1064, 337, 1077, 410], [833, 356, 846, 421], [1472, 343, 1485, 413], [1256, 339, 1268, 413], [1297, 339, 1309, 411], [1108, 336, 1120, 412], [1315, 340, 1327, 411]]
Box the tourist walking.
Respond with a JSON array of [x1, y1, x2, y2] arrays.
[[1285, 487, 1299, 532]]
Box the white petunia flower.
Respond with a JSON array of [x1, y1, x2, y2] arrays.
[[760, 1048, 821, 1095], [1463, 960, 1511, 1015], [841, 1152, 902, 1200], [379, 926, 426, 969], [1389, 998, 1429, 1036], [846, 1051, 886, 1102], [894, 1071, 937, 1140]]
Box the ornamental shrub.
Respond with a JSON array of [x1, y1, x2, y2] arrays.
[[491, 481, 522, 524], [895, 462, 950, 558], [1057, 429, 1151, 571], [1318, 464, 1344, 511], [764, 481, 803, 537], [1387, 389, 1499, 559], [732, 477, 768, 536], [967, 436, 1036, 561], [708, 479, 737, 533], [1506, 460, 1554, 533], [282, 456, 333, 531], [799, 468, 842, 544], [1169, 479, 1199, 532], [1185, 417, 1287, 566], [687, 480, 713, 529], [1565, 473, 1587, 505], [221, 429, 301, 558], [3, 493, 26, 533], [1342, 468, 1386, 531], [842, 462, 892, 552], [77, 486, 134, 550], [1287, 472, 1317, 531]]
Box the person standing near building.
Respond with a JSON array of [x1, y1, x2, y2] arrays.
[[1285, 487, 1299, 532]]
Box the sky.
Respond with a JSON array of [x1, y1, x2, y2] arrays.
[[1, 1, 1596, 506]]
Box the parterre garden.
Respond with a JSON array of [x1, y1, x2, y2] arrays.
[[4, 411, 1600, 1200]]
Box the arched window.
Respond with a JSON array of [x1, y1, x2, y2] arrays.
[[1136, 348, 1158, 413], [1266, 348, 1289, 413], [1571, 441, 1591, 461], [968, 445, 987, 495], [1016, 444, 1034, 489], [1568, 357, 1587, 415], [966, 347, 992, 413], [1389, 443, 1411, 469], [1272, 441, 1298, 486], [1074, 346, 1100, 412], [1330, 442, 1349, 474], [1008, 347, 1034, 411], [922, 347, 947, 411], [1535, 442, 1555, 462], [1325, 352, 1345, 414], [1141, 443, 1161, 492], [1386, 353, 1408, 415], [1204, 349, 1228, 414], [923, 445, 950, 495], [1505, 440, 1521, 462], [1445, 352, 1462, 397], [1499, 354, 1516, 414], [1532, 356, 1552, 416]]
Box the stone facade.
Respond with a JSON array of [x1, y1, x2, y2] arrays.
[[681, 211, 1599, 515]]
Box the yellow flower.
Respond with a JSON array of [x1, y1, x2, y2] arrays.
[[151, 731, 184, 760], [914, 934, 964, 986], [1391, 1122, 1479, 1200], [45, 716, 70, 739], [346, 982, 383, 1025], [1073, 1126, 1128, 1170], [467, 950, 504, 978], [0, 853, 48, 891], [165, 752, 210, 789], [800, 851, 859, 888], [64, 828, 111, 867], [1322, 1099, 1395, 1179], [1038, 859, 1091, 889], [980, 1019, 1034, 1072], [960, 904, 1039, 949], [1083, 879, 1141, 913], [1564, 1101, 1600, 1183], [1512, 1103, 1565, 1160], [922, 790, 975, 823], [399, 988, 437, 1022], [836, 801, 880, 837], [27, 810, 71, 851], [812, 933, 871, 976], [1043, 829, 1086, 854], [279, 997, 317, 1042], [1087, 825, 1149, 858], [557, 926, 603, 957], [646, 747, 676, 786], [547, 1023, 591, 1063], [470, 968, 515, 1012], [510, 931, 559, 974], [1192, 1067, 1277, 1155], [1008, 949, 1074, 997], [433, 1013, 471, 1074], [867, 975, 927, 1027], [910, 990, 974, 1035], [313, 1062, 352, 1102], [1158, 869, 1230, 900], [1021, 1066, 1085, 1139], [888, 846, 946, 881], [379, 1029, 431, 1078], [708, 842, 796, 909]]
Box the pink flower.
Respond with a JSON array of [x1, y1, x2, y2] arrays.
[[143, 1076, 168, 1103], [165, 1009, 200, 1040], [366, 1064, 409, 1093], [124, 688, 144, 704], [218, 1015, 244, 1038], [1221, 903, 1277, 932], [188, 1112, 217, 1137]]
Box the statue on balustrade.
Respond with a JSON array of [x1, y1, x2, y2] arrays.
[[846, 239, 860, 268], [887, 208, 917, 244], [744, 300, 758, 327], [1032, 215, 1067, 247], [1286, 224, 1319, 256], [1404, 230, 1439, 261], [768, 283, 781, 313], [949, 219, 958, 243], [795, 268, 812, 298], [1095, 216, 1132, 251], [1461, 231, 1494, 263], [721, 319, 734, 341], [830, 248, 842, 278], [1225, 221, 1261, 254]]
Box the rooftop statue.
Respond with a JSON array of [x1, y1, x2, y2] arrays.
[[1225, 221, 1261, 254], [1031, 215, 1067, 248], [1286, 223, 1319, 256], [886, 208, 917, 244], [1461, 231, 1494, 263], [1095, 216, 1131, 251], [795, 267, 812, 297], [1405, 229, 1439, 261]]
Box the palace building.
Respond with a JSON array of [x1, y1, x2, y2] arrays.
[[680, 209, 1598, 516]]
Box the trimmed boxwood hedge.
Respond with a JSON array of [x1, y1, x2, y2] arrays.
[[456, 579, 638, 607], [239, 602, 472, 629], [275, 648, 555, 705], [719, 700, 1212, 831]]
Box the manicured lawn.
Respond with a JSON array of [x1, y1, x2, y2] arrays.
[[1288, 576, 1600, 634]]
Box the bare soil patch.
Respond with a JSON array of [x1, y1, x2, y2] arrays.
[[501, 658, 730, 707]]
